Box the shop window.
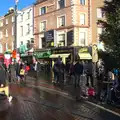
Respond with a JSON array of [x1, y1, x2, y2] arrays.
[[80, 14, 85, 25], [58, 34, 65, 46], [40, 7, 46, 15], [57, 0, 65, 9], [40, 21, 46, 32], [79, 32, 86, 46], [58, 16, 65, 27], [80, 0, 85, 5]]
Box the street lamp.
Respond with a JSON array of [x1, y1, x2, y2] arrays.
[[14, 0, 19, 51]]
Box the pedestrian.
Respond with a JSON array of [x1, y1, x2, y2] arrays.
[[85, 60, 94, 87], [74, 60, 83, 87], [0, 62, 6, 87], [34, 60, 40, 80], [53, 60, 59, 84], [69, 62, 75, 84], [15, 60, 21, 83], [8, 62, 16, 83]]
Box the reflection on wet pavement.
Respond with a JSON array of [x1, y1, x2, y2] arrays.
[[0, 84, 119, 120]]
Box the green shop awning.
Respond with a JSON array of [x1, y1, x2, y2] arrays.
[[34, 50, 51, 59]]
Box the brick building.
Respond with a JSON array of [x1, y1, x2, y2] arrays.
[[0, 8, 15, 53], [34, 0, 92, 49], [91, 0, 104, 45]]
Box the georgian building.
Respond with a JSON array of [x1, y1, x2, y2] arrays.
[[91, 0, 104, 45], [34, 0, 92, 49], [17, 5, 34, 49], [0, 9, 15, 53]]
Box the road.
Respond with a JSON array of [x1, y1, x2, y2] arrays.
[[0, 82, 120, 120]]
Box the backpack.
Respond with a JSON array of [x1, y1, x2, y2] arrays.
[[20, 69, 25, 75]]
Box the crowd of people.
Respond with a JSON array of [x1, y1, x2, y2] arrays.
[[52, 57, 120, 105], [0, 56, 119, 106]]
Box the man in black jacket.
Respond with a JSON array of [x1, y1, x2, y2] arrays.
[[74, 60, 83, 87]]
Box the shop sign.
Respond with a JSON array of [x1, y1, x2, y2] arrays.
[[52, 47, 73, 54], [34, 50, 51, 59], [67, 30, 74, 46], [44, 30, 54, 42], [79, 47, 88, 53]]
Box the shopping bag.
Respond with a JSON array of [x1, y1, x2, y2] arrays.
[[20, 69, 25, 75]]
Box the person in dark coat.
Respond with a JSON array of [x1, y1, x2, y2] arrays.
[[0, 62, 6, 87], [85, 60, 94, 87], [74, 60, 83, 87], [15, 61, 21, 82]]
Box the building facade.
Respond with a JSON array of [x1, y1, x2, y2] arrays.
[[0, 9, 15, 53], [34, 0, 92, 50], [91, 0, 104, 45], [17, 5, 34, 49]]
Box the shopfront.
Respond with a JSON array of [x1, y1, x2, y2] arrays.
[[76, 47, 92, 60], [50, 47, 74, 65], [34, 49, 52, 70]]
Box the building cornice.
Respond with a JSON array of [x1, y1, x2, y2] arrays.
[[34, 25, 89, 35], [34, 5, 72, 18], [34, 0, 48, 6]]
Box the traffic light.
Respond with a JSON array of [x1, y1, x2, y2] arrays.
[[12, 50, 16, 59]]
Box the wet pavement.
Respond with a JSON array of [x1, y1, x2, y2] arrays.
[[0, 83, 119, 120], [0, 71, 120, 120]]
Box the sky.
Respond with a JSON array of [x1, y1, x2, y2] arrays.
[[0, 0, 35, 16]]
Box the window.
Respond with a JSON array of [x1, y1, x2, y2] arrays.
[[80, 14, 85, 25], [79, 32, 86, 46], [21, 26, 23, 36], [27, 11, 30, 19], [0, 31, 3, 39], [12, 26, 14, 35], [12, 16, 14, 22], [12, 42, 14, 50], [58, 34, 65, 46], [0, 21, 3, 27], [21, 14, 23, 21], [80, 0, 85, 5], [58, 16, 65, 27], [40, 7, 46, 15], [6, 19, 8, 24], [97, 8, 103, 18], [6, 43, 8, 51], [97, 27, 103, 35], [57, 0, 65, 9], [6, 29, 8, 37], [40, 21, 46, 32], [0, 44, 2, 53], [27, 24, 30, 34]]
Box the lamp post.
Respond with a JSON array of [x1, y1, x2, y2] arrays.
[[14, 0, 18, 51]]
